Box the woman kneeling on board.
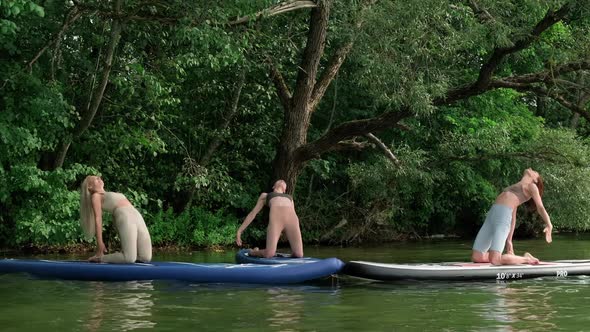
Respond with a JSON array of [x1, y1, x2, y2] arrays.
[[80, 175, 152, 263], [236, 179, 304, 258], [472, 168, 552, 265]]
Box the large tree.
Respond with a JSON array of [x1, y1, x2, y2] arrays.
[[264, 0, 590, 191]]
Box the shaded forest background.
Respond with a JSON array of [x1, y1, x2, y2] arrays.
[[1, 0, 590, 250]]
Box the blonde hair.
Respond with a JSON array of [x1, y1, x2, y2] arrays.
[[80, 176, 96, 238]]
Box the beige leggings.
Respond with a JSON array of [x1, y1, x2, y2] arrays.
[[101, 206, 152, 264]]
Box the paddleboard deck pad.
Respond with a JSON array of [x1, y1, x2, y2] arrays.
[[343, 260, 590, 281], [0, 258, 344, 284], [235, 249, 331, 265]]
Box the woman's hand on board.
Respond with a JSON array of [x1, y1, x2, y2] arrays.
[[544, 224, 553, 243]]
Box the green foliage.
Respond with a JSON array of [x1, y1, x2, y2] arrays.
[[347, 147, 436, 232], [1, 0, 590, 250], [526, 130, 590, 231], [0, 68, 76, 160], [149, 207, 238, 247], [1, 0, 44, 42], [2, 164, 96, 246]]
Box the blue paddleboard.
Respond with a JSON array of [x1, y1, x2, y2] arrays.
[[235, 249, 341, 266], [0, 258, 344, 284]]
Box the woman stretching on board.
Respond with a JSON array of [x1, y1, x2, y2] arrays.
[[80, 175, 152, 263], [236, 179, 304, 258], [472, 168, 552, 265]]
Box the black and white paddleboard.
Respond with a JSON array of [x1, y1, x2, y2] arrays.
[[343, 260, 590, 281]]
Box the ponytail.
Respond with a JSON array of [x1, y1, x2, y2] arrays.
[[80, 176, 96, 238]]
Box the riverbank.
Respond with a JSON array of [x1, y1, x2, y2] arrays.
[[0, 233, 482, 256]]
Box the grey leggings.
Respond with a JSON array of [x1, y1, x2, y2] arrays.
[[101, 206, 152, 264], [472, 204, 513, 254]]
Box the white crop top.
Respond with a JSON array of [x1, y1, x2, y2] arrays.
[[102, 192, 127, 213]]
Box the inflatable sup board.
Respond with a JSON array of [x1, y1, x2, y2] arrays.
[[343, 260, 590, 281], [235, 249, 332, 265], [0, 258, 344, 284]]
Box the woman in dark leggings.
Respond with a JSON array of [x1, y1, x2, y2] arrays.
[[236, 179, 304, 258]]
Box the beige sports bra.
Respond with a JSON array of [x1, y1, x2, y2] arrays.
[[503, 183, 532, 205], [101, 192, 127, 213]]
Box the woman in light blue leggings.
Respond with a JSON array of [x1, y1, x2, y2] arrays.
[[472, 169, 552, 265]]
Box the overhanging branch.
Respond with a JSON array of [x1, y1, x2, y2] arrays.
[[491, 79, 590, 122], [365, 133, 400, 165], [439, 2, 572, 105], [466, 0, 495, 23], [503, 60, 590, 84], [228, 0, 317, 26], [296, 108, 412, 161]]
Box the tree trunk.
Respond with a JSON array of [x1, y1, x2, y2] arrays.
[[40, 0, 123, 170], [200, 70, 246, 165], [177, 69, 247, 211], [270, 1, 332, 193]]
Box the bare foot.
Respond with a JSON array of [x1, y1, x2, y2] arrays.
[[247, 247, 259, 256], [88, 255, 102, 263], [524, 252, 540, 265]]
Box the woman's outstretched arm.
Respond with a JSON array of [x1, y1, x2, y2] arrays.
[[236, 193, 267, 246], [528, 183, 552, 243]]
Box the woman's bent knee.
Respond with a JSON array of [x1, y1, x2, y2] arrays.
[[137, 254, 152, 263], [471, 250, 488, 263], [123, 254, 137, 264], [292, 250, 304, 258], [263, 250, 276, 259]]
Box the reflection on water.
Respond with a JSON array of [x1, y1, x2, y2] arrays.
[[470, 276, 590, 331], [4, 235, 590, 331], [266, 288, 305, 331], [481, 282, 558, 331], [84, 281, 155, 332]]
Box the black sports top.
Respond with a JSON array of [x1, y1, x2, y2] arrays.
[[265, 192, 293, 206]]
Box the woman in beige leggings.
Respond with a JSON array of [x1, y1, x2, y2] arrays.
[[236, 179, 304, 258], [80, 175, 152, 263]]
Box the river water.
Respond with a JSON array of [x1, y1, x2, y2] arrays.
[[2, 234, 590, 331]]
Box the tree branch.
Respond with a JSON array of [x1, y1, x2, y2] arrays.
[[309, 41, 353, 111], [75, 6, 123, 138], [331, 140, 371, 152], [491, 79, 590, 122], [296, 108, 412, 161], [27, 5, 84, 72], [309, 0, 376, 111], [54, 0, 123, 168], [365, 133, 400, 165], [292, 0, 331, 108], [228, 0, 317, 26], [200, 69, 247, 165], [466, 0, 495, 23], [76, 0, 317, 27], [439, 2, 572, 105], [502, 60, 590, 84], [268, 59, 292, 111]]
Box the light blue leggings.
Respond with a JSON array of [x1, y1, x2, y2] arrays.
[[472, 204, 513, 253]]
